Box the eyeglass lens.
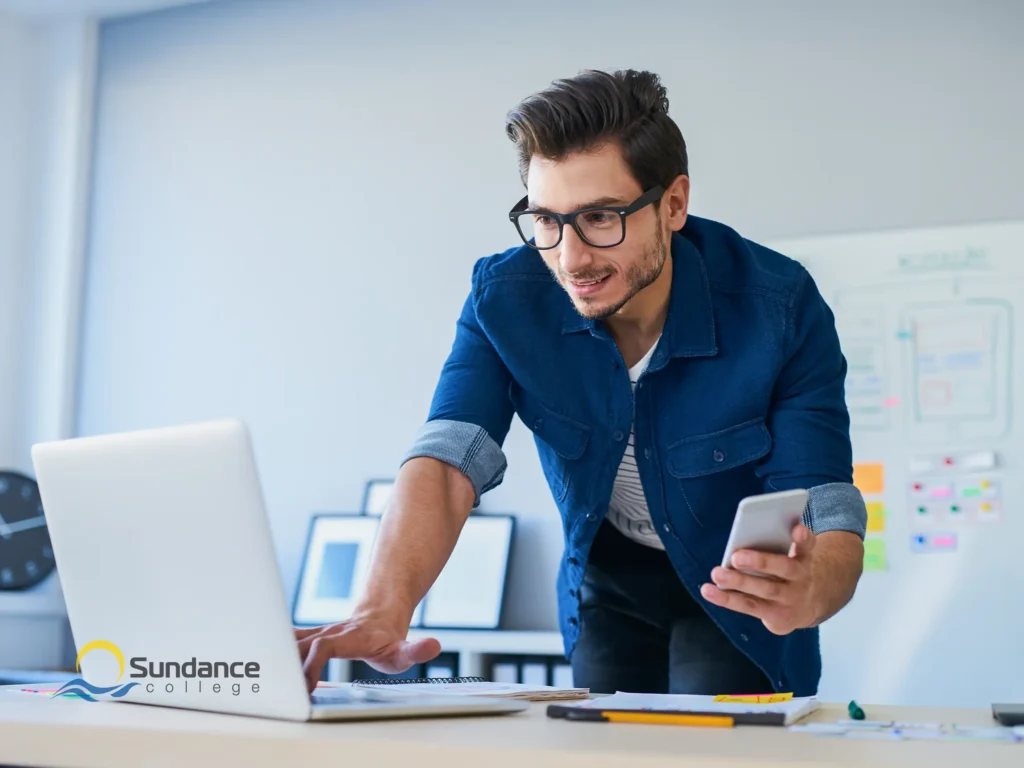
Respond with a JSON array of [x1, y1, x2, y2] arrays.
[[517, 209, 624, 248]]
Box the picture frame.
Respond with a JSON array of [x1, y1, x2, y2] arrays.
[[292, 514, 381, 627], [292, 513, 424, 628], [361, 479, 395, 517], [420, 514, 515, 630]]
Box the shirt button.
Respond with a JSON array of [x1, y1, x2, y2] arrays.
[[613, 431, 625, 442], [740, 633, 749, 642], [713, 449, 725, 463], [569, 589, 578, 598], [644, 448, 651, 460], [534, 418, 544, 430], [663, 523, 672, 534], [567, 557, 579, 566], [586, 513, 597, 522], [636, 381, 643, 390], [569, 617, 578, 626]]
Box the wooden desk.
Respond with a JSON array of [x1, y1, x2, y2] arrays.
[[0, 689, 1019, 767]]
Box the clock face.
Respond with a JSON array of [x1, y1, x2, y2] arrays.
[[0, 471, 55, 589]]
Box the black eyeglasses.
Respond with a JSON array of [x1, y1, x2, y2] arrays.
[[508, 186, 664, 250]]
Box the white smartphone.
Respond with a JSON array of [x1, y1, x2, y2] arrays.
[[721, 489, 809, 569]]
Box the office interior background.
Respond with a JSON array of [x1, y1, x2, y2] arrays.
[[0, 0, 1022, 707]]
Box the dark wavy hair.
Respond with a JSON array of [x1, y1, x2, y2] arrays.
[[505, 69, 688, 192]]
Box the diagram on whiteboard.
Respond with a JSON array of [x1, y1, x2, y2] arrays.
[[831, 276, 1013, 443], [902, 301, 1011, 440], [835, 307, 889, 429]]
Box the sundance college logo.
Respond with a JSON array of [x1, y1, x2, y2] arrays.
[[53, 640, 262, 701]]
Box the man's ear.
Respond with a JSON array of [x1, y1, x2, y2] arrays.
[[662, 174, 690, 231]]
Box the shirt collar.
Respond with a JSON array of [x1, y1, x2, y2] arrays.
[[560, 228, 719, 360]]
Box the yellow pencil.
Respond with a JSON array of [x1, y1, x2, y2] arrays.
[[600, 712, 735, 727]]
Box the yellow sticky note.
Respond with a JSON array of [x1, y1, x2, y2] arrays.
[[866, 502, 886, 532], [714, 693, 793, 704], [853, 463, 885, 495], [863, 538, 887, 571]]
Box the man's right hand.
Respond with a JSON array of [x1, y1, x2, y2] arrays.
[[295, 613, 442, 693], [294, 458, 473, 693]]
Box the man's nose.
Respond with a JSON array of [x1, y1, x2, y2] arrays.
[[559, 224, 593, 276]]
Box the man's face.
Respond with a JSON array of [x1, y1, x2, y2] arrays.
[[525, 143, 668, 320]]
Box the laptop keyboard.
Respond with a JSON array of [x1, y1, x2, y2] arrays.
[[311, 687, 410, 708], [311, 688, 357, 704]]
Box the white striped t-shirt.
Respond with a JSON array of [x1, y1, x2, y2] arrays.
[[605, 337, 664, 550]]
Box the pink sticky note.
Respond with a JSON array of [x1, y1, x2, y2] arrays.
[[929, 486, 953, 499]]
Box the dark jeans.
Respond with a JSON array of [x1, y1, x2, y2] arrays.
[[571, 521, 772, 695]]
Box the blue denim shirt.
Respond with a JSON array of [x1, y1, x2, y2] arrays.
[[404, 215, 867, 696]]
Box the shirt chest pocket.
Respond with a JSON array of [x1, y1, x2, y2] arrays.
[[510, 388, 591, 503], [665, 417, 772, 530]]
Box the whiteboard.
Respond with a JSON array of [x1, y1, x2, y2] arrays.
[[768, 220, 1024, 707]]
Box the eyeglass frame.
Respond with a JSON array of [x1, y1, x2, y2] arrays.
[[508, 185, 665, 250]]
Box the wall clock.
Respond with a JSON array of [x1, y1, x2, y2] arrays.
[[0, 471, 55, 589]]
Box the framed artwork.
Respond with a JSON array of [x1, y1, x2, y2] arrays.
[[292, 513, 424, 627], [420, 514, 515, 630], [361, 479, 395, 517], [292, 514, 380, 626]]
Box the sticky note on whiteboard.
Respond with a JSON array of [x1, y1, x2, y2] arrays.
[[910, 532, 958, 553], [866, 502, 886, 532], [863, 539, 887, 571], [853, 463, 885, 495]]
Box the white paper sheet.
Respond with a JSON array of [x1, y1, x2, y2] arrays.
[[788, 720, 1024, 742]]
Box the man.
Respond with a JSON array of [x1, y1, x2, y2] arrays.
[[296, 69, 866, 696]]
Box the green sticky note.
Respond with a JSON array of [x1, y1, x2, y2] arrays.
[[863, 538, 887, 571]]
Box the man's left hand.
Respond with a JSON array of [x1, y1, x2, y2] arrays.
[[699, 523, 820, 635]]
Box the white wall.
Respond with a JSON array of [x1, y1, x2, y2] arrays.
[[0, 12, 37, 469], [0, 14, 95, 668], [20, 20, 97, 461], [0, 13, 93, 472], [77, 0, 1024, 632]]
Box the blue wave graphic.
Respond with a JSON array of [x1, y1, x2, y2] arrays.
[[52, 678, 140, 702]]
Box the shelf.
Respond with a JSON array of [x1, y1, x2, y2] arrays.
[[325, 630, 566, 683]]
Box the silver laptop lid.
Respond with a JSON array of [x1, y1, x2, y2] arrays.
[[32, 420, 312, 720]]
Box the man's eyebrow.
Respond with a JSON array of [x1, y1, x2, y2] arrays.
[[527, 195, 629, 213]]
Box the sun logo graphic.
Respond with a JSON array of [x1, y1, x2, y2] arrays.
[[52, 640, 140, 702]]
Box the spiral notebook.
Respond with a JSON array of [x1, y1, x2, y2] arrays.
[[350, 676, 589, 701]]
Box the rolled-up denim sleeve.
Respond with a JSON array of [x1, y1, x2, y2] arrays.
[[757, 268, 868, 538], [403, 420, 508, 507], [401, 260, 514, 507], [802, 483, 867, 538]]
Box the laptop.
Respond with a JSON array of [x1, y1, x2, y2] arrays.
[[30, 419, 528, 722]]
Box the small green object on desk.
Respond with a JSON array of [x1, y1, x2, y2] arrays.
[[848, 700, 865, 721]]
